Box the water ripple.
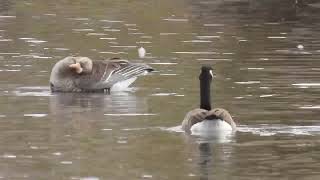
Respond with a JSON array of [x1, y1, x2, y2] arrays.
[[104, 113, 157, 116], [238, 125, 320, 136], [163, 18, 188, 22], [172, 51, 218, 55]]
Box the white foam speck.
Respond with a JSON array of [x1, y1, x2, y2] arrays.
[[204, 24, 224, 27], [30, 146, 39, 149], [72, 29, 94, 32], [101, 128, 112, 131], [128, 28, 138, 31], [0, 16, 16, 18], [0, 39, 12, 42], [60, 161, 73, 164], [33, 56, 52, 59], [247, 67, 264, 70], [54, 48, 69, 51], [100, 19, 123, 23], [53, 152, 62, 156], [260, 87, 270, 89], [160, 74, 177, 76], [196, 35, 220, 39], [160, 33, 178, 35], [292, 83, 320, 87], [259, 94, 276, 98], [182, 40, 212, 43], [19, 37, 34, 40], [297, 44, 304, 49], [172, 51, 218, 55], [267, 36, 287, 39], [5, 69, 21, 72], [163, 18, 188, 22], [3, 154, 16, 158], [0, 52, 20, 55], [299, 106, 320, 109], [24, 114, 47, 117], [125, 24, 137, 26], [104, 113, 156, 116], [69, 18, 89, 21], [142, 174, 153, 178], [26, 40, 47, 44], [99, 37, 117, 40], [86, 33, 107, 36], [110, 45, 136, 48], [151, 93, 177, 96], [264, 22, 280, 25], [138, 47, 146, 58], [150, 62, 177, 65], [44, 14, 56, 16], [104, 29, 121, 32], [197, 58, 231, 61], [235, 81, 260, 84], [137, 41, 152, 44], [129, 32, 144, 35], [80, 177, 100, 180]]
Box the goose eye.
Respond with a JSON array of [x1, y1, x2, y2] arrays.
[[209, 70, 214, 78]]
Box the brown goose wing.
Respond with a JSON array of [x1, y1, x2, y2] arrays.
[[181, 108, 208, 133], [208, 108, 236, 129]]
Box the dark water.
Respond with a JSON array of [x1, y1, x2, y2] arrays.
[[1, 0, 320, 179]]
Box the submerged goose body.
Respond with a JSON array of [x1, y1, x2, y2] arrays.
[[182, 66, 236, 135], [50, 56, 153, 92]]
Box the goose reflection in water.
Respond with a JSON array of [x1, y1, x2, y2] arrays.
[[187, 140, 234, 180], [48, 91, 150, 138], [49, 91, 149, 116]]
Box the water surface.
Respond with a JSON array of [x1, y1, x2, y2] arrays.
[[0, 0, 320, 179]]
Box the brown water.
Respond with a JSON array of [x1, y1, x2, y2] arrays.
[[1, 0, 320, 179]]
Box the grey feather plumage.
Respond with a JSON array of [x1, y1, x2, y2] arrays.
[[50, 57, 153, 92]]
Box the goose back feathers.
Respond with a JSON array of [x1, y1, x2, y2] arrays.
[[50, 56, 153, 92]]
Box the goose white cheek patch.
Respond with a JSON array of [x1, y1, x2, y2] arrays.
[[69, 63, 83, 74], [209, 70, 214, 78]]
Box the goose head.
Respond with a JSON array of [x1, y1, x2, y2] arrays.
[[67, 57, 93, 74], [50, 57, 94, 92]]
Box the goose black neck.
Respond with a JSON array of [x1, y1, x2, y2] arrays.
[[200, 73, 212, 111]]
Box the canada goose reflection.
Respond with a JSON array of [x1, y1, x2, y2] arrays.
[[192, 142, 234, 180]]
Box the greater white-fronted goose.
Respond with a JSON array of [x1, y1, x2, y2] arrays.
[[181, 66, 236, 134], [49, 56, 153, 92]]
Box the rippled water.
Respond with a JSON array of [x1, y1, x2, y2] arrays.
[[1, 0, 320, 179]]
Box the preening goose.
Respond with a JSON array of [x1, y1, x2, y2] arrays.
[[181, 66, 236, 134], [49, 56, 153, 92]]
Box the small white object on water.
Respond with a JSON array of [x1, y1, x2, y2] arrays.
[[138, 47, 146, 58], [297, 44, 304, 49]]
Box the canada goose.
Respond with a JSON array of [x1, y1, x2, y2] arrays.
[[49, 56, 153, 92], [181, 66, 236, 134]]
